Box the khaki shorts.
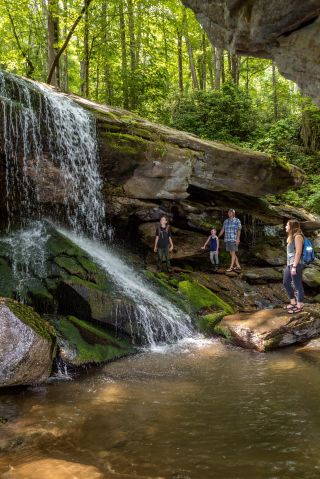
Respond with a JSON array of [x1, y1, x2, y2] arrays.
[[225, 241, 238, 252]]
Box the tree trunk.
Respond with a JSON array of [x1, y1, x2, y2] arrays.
[[47, 0, 60, 87], [119, 0, 129, 109], [272, 61, 278, 120], [177, 30, 184, 93], [231, 53, 239, 85], [80, 0, 89, 97], [212, 47, 221, 89], [47, 0, 94, 85], [102, 1, 114, 105], [183, 10, 199, 90], [127, 0, 136, 109], [201, 33, 207, 90], [220, 49, 225, 83]]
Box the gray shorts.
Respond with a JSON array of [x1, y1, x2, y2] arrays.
[[225, 241, 238, 252]]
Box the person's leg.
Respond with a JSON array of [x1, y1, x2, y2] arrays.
[[230, 251, 236, 269], [283, 266, 296, 305], [164, 247, 171, 272], [210, 251, 215, 265], [291, 264, 304, 308], [214, 251, 219, 267], [157, 248, 164, 271]]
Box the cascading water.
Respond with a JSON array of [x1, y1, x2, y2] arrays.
[[57, 227, 194, 346], [0, 70, 193, 346], [0, 71, 105, 238]]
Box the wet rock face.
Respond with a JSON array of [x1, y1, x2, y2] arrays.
[[215, 306, 320, 351], [0, 300, 54, 387], [182, 0, 320, 104]]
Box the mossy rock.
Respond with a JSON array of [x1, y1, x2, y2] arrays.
[[145, 271, 191, 313], [212, 324, 232, 340], [25, 279, 56, 314], [46, 234, 86, 258], [57, 275, 115, 323], [178, 280, 234, 314], [53, 315, 135, 366], [196, 312, 226, 335], [2, 298, 56, 344], [54, 256, 87, 278], [0, 258, 15, 298]]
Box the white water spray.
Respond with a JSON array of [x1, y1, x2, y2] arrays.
[[57, 227, 194, 345]]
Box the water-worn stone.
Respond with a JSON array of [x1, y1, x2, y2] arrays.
[[214, 307, 320, 351], [0, 298, 55, 387], [182, 0, 320, 105], [303, 266, 320, 288]]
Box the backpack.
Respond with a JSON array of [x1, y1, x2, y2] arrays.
[[303, 237, 315, 265]]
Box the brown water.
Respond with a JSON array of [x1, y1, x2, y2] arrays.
[[1, 338, 320, 479]]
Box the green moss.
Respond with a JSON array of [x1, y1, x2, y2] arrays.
[[178, 280, 234, 314], [54, 256, 86, 277], [54, 316, 134, 365], [101, 132, 148, 155], [145, 270, 191, 313], [196, 312, 226, 334], [3, 298, 55, 343], [212, 324, 232, 340], [47, 234, 85, 257]]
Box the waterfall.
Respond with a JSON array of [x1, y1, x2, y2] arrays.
[[0, 70, 193, 346], [57, 227, 194, 346], [0, 71, 105, 238]]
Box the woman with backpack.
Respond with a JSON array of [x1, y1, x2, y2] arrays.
[[283, 219, 305, 314]]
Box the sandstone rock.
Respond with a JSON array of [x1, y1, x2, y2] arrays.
[[242, 267, 282, 284], [295, 337, 320, 353], [215, 307, 320, 351], [303, 266, 320, 288], [182, 0, 320, 105], [0, 299, 55, 387]]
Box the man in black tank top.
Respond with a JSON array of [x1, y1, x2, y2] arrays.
[[154, 216, 173, 272]]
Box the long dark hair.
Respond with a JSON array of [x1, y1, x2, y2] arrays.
[[287, 219, 303, 244], [158, 215, 169, 232]]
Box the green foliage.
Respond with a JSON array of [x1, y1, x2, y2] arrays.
[[168, 83, 258, 142]]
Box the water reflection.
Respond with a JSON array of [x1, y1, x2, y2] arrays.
[[1, 339, 320, 478]]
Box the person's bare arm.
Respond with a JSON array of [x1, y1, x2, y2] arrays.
[[201, 236, 210, 250], [169, 236, 173, 252], [217, 237, 220, 251], [236, 229, 241, 244], [154, 235, 159, 252], [218, 227, 224, 239], [292, 235, 304, 275]]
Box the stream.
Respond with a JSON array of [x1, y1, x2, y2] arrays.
[[1, 339, 320, 479]]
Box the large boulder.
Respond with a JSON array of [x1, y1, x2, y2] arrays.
[[72, 96, 303, 200], [0, 298, 55, 387], [182, 0, 320, 105], [214, 307, 320, 351], [242, 267, 282, 284]]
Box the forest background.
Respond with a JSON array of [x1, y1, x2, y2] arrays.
[[1, 0, 319, 213]]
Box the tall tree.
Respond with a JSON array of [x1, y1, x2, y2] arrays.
[[183, 9, 199, 90], [119, 0, 129, 109], [47, 0, 60, 86]]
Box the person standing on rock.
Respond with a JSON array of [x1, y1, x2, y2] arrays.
[[154, 215, 173, 273], [218, 209, 242, 273], [283, 219, 304, 314]]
